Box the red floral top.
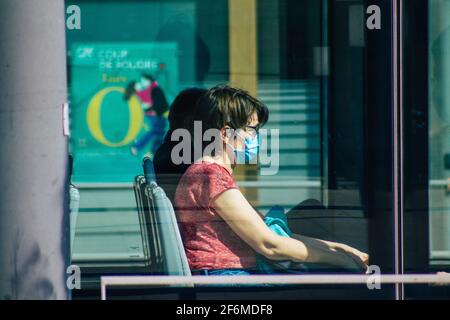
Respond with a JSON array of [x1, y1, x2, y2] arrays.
[[174, 162, 257, 270]]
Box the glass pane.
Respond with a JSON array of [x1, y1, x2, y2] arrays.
[[66, 1, 394, 298], [71, 186, 146, 264], [429, 0, 450, 267]]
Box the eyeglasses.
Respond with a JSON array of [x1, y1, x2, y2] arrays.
[[227, 124, 259, 139], [234, 125, 259, 139]]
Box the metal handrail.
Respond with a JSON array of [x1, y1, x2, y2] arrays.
[[74, 179, 448, 190], [100, 273, 450, 300]]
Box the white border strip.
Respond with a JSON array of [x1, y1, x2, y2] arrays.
[[75, 180, 447, 190], [100, 274, 450, 300], [75, 181, 322, 189]]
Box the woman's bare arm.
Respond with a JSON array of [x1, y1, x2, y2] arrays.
[[212, 189, 367, 270]]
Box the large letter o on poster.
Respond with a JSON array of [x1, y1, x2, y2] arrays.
[[86, 87, 143, 147]]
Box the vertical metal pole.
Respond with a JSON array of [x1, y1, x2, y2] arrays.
[[0, 0, 69, 299], [392, 0, 404, 300]]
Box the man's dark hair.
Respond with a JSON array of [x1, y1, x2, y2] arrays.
[[168, 88, 207, 130]]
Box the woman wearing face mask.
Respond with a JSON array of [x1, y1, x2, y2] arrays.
[[174, 85, 369, 276]]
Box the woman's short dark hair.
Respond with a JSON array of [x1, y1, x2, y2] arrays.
[[168, 88, 207, 130], [192, 85, 269, 133]]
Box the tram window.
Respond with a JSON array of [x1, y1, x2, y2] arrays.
[[429, 0, 450, 267], [66, 0, 382, 279]]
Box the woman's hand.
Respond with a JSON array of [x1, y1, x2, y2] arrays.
[[332, 243, 369, 271]]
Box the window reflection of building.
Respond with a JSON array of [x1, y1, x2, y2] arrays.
[[429, 0, 450, 257]]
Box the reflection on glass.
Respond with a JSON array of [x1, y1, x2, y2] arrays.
[[66, 0, 369, 272], [429, 0, 450, 265]]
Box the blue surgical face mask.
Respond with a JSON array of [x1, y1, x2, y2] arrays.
[[233, 133, 260, 164]]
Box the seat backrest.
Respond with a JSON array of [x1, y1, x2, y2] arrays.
[[133, 157, 191, 276], [68, 154, 80, 256], [69, 184, 80, 256], [133, 175, 161, 269], [146, 183, 191, 276]]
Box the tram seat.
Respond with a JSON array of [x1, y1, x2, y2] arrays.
[[133, 156, 192, 278], [69, 184, 80, 256], [68, 154, 80, 256]]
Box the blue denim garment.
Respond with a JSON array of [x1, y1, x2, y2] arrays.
[[201, 268, 294, 288], [205, 269, 253, 276], [199, 269, 258, 287]]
